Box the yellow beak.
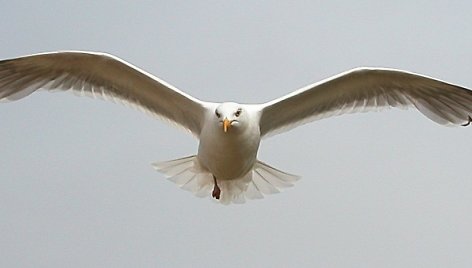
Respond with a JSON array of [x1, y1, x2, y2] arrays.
[[223, 118, 231, 133]]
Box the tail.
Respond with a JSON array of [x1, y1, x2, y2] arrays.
[[153, 156, 300, 205], [152, 156, 214, 198]]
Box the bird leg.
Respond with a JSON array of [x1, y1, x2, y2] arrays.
[[212, 175, 221, 200]]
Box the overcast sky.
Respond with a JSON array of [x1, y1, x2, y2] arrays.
[[1, 1, 472, 267]]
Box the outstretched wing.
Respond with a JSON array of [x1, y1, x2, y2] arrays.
[[0, 51, 207, 136], [259, 68, 472, 137]]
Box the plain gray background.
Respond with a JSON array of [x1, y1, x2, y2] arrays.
[[1, 1, 471, 267]]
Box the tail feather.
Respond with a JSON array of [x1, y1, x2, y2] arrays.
[[153, 155, 195, 177], [153, 156, 300, 204], [153, 156, 214, 197]]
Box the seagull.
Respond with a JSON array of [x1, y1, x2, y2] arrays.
[[1, 51, 471, 204]]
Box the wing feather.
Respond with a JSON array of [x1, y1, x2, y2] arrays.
[[258, 68, 472, 137], [0, 51, 207, 136]]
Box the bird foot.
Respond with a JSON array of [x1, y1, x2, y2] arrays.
[[212, 176, 221, 199], [212, 185, 221, 199]]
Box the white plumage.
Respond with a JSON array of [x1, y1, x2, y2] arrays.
[[1, 51, 471, 204]]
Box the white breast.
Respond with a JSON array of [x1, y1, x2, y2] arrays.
[[197, 113, 261, 180]]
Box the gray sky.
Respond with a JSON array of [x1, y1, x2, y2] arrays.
[[1, 1, 472, 267]]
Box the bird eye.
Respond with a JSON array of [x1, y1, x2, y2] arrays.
[[235, 108, 242, 117], [215, 110, 221, 118]]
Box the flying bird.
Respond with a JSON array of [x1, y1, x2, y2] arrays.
[[1, 51, 471, 204]]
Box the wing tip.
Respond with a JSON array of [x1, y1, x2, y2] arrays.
[[461, 115, 472, 127]]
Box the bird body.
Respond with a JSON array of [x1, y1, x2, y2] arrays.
[[1, 51, 471, 204], [198, 103, 261, 180]]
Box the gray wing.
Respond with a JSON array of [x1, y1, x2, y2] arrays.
[[0, 51, 206, 136], [259, 67, 472, 137]]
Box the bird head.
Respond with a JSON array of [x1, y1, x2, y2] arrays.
[[214, 102, 246, 133]]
